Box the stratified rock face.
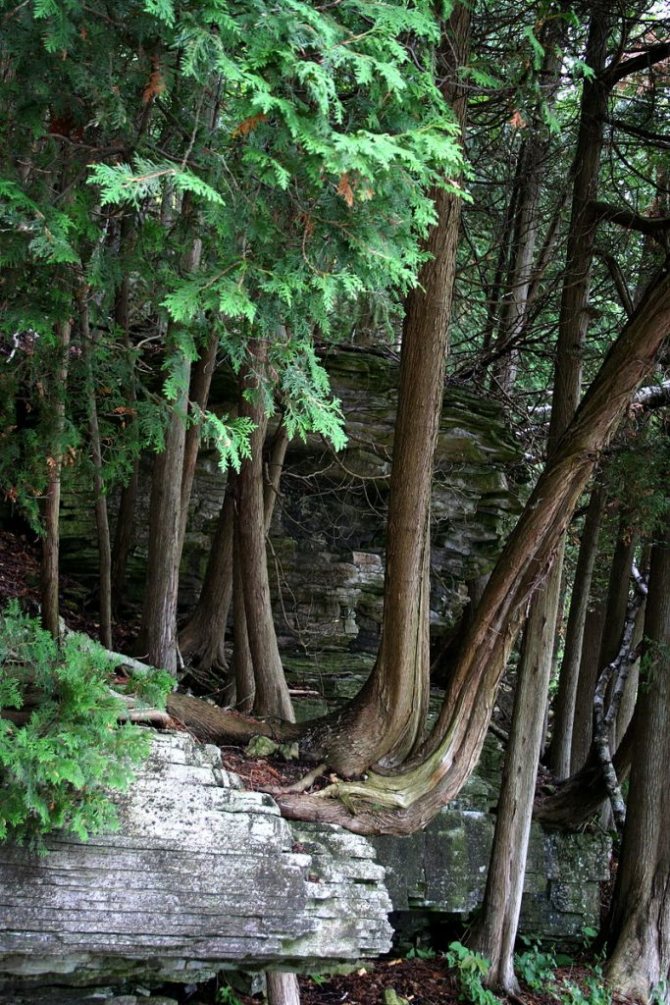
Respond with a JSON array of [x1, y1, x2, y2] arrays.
[[57, 348, 521, 662], [372, 812, 610, 943], [0, 734, 392, 990]]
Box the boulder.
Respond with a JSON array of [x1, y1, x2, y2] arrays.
[[0, 733, 392, 992]]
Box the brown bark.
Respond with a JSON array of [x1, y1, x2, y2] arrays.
[[233, 507, 254, 713], [139, 212, 202, 672], [41, 319, 72, 639], [78, 284, 113, 649], [570, 592, 607, 772], [298, 2, 471, 775], [549, 484, 605, 778], [178, 331, 219, 553], [236, 341, 294, 722], [274, 271, 670, 833], [605, 534, 670, 1002]]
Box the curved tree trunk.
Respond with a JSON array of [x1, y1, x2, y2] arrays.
[[274, 271, 670, 833], [605, 531, 670, 1003], [549, 483, 605, 778], [299, 2, 471, 775]]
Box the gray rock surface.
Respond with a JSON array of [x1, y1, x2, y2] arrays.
[[0, 733, 392, 991]]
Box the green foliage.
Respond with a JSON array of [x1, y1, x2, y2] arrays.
[[215, 984, 244, 1005], [445, 941, 500, 1005], [0, 602, 160, 847]]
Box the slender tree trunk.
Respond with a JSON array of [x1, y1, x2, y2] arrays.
[[41, 319, 72, 638], [178, 331, 219, 553], [77, 284, 113, 649], [233, 512, 254, 713], [110, 224, 138, 612], [300, 3, 471, 774], [571, 591, 607, 772], [470, 13, 610, 988], [471, 566, 563, 992], [549, 484, 605, 778], [179, 418, 288, 673], [236, 340, 294, 721], [605, 532, 670, 1003], [139, 222, 202, 671]]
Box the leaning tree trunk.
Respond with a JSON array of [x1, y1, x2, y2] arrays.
[[604, 530, 670, 1003], [469, 12, 608, 989], [274, 271, 670, 834], [41, 319, 72, 639], [549, 483, 605, 778], [300, 2, 471, 775]]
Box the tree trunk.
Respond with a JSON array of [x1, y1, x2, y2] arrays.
[[233, 504, 254, 713], [236, 340, 294, 722], [469, 13, 609, 988], [267, 972, 301, 1005], [549, 483, 605, 778], [604, 532, 670, 1003], [78, 284, 113, 649], [275, 270, 670, 833], [110, 223, 138, 613], [41, 319, 72, 639], [139, 220, 202, 672], [178, 330, 219, 553], [300, 2, 471, 775], [570, 591, 607, 772], [179, 418, 288, 674], [471, 564, 563, 993]]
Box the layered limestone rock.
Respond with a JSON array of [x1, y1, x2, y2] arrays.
[[0, 733, 392, 992], [57, 348, 521, 664]]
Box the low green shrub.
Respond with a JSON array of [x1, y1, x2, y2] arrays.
[[0, 600, 171, 847]]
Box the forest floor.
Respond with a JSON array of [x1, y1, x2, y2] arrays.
[[0, 529, 624, 1005]]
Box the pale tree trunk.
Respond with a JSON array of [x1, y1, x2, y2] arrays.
[[571, 591, 607, 772], [139, 220, 202, 672], [469, 12, 610, 988], [605, 531, 670, 1003], [266, 972, 300, 1005], [549, 483, 605, 778], [236, 340, 294, 722], [41, 319, 72, 639], [471, 568, 563, 992], [300, 2, 471, 775]]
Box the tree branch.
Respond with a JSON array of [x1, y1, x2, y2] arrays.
[[589, 201, 670, 237], [606, 41, 670, 85]]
